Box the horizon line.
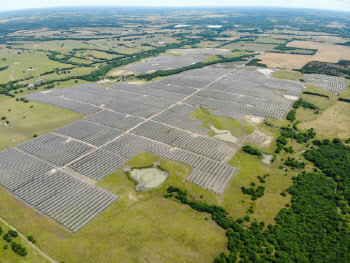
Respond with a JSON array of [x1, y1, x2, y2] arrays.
[[0, 5, 349, 13]]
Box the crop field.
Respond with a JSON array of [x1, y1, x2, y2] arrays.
[[258, 53, 313, 69], [259, 40, 350, 69], [287, 40, 350, 62]]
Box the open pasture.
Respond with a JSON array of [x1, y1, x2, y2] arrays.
[[254, 37, 287, 45], [16, 40, 91, 52], [300, 101, 350, 140], [0, 84, 83, 152], [221, 41, 279, 52], [0, 49, 70, 83]]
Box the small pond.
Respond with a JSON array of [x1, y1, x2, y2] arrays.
[[129, 167, 169, 191]]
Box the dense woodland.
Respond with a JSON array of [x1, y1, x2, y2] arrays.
[[167, 166, 350, 263], [300, 60, 350, 79]]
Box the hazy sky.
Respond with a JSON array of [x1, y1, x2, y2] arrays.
[[0, 0, 350, 12]]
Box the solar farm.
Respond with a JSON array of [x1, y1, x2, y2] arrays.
[[304, 74, 349, 93], [0, 62, 306, 232], [125, 54, 208, 73]]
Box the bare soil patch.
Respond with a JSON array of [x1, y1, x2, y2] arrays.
[[245, 115, 265, 125], [110, 69, 135, 76], [246, 130, 273, 148]]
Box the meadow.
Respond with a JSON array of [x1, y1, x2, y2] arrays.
[[0, 80, 85, 151]]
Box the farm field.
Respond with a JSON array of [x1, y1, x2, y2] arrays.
[[258, 53, 313, 69], [258, 40, 350, 69], [287, 40, 350, 62]]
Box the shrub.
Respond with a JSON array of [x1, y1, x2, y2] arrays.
[[284, 157, 305, 169], [286, 110, 296, 122], [242, 145, 262, 156], [8, 230, 18, 238]]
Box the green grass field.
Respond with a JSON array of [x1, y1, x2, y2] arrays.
[[272, 69, 303, 81], [254, 37, 287, 45], [0, 79, 85, 151], [67, 56, 93, 65], [0, 221, 49, 263], [0, 50, 69, 83], [34, 66, 94, 82], [227, 149, 295, 225], [222, 42, 279, 52]]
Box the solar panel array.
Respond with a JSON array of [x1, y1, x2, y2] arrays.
[[304, 74, 349, 93], [100, 133, 236, 194], [0, 148, 117, 232], [2, 61, 309, 232], [125, 55, 207, 73]]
